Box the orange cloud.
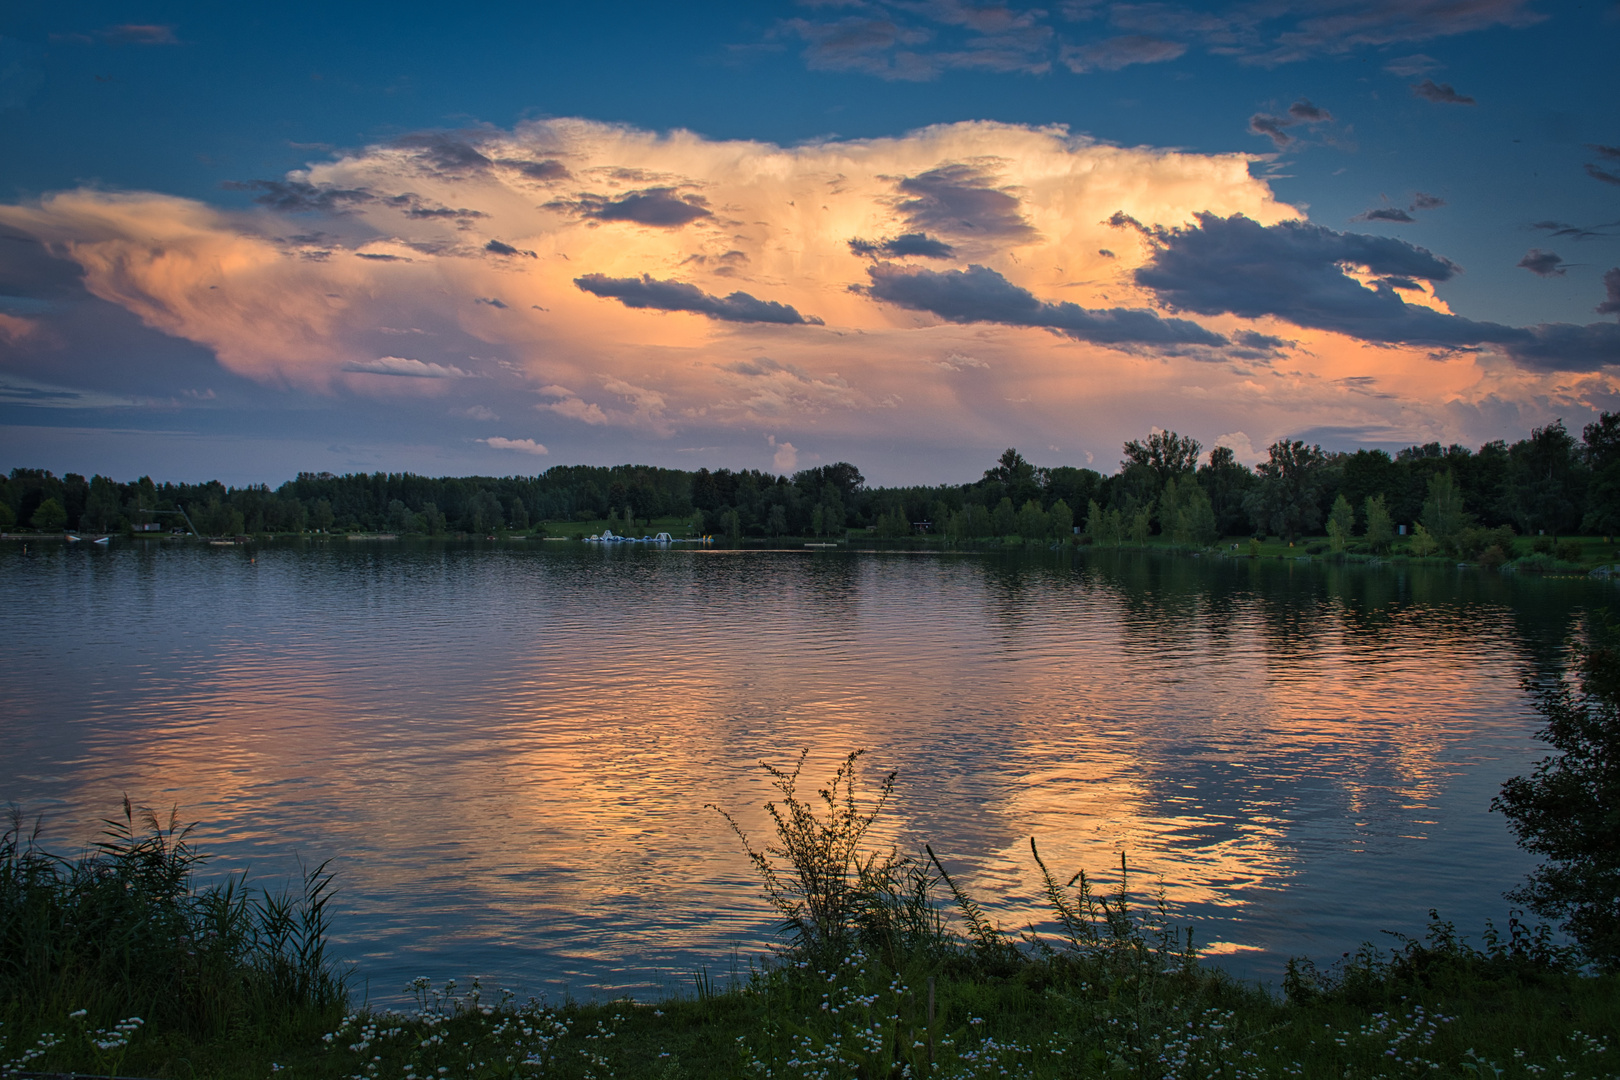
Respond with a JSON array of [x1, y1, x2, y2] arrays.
[[1, 118, 1609, 460]]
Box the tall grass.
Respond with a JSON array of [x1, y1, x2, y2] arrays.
[[0, 798, 346, 1042]]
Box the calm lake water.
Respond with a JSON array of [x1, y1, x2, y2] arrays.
[[2, 540, 1611, 1000]]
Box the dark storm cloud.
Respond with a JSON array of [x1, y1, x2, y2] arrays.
[[862, 262, 1226, 348], [223, 179, 374, 214], [1517, 249, 1567, 277], [484, 239, 537, 258], [392, 133, 493, 174], [497, 158, 571, 182], [1060, 34, 1186, 72], [550, 187, 714, 227], [574, 273, 822, 325], [1600, 269, 1620, 317], [895, 164, 1035, 239], [1353, 207, 1416, 223], [1127, 212, 1620, 371], [1587, 164, 1620, 187], [1411, 79, 1476, 104], [847, 232, 956, 259]]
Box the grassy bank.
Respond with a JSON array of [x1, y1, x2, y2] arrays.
[[5, 765, 1617, 1079]]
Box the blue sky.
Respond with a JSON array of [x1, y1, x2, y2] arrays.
[[2, 1, 1617, 485]]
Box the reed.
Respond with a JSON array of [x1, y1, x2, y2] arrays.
[[0, 798, 347, 1047]]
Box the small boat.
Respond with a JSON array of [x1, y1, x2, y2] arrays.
[[65, 533, 82, 543], [93, 536, 110, 545]]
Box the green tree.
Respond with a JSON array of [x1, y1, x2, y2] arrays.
[[1127, 503, 1152, 547], [31, 497, 67, 532], [1420, 470, 1471, 553], [0, 501, 14, 531], [1122, 429, 1201, 487], [1364, 494, 1395, 554], [767, 504, 788, 537], [1409, 523, 1440, 557], [1048, 498, 1074, 539], [721, 508, 742, 541], [1582, 412, 1620, 535], [1162, 476, 1218, 548], [991, 497, 1016, 537], [1325, 493, 1355, 553], [810, 504, 825, 537], [1508, 420, 1583, 537], [509, 496, 530, 531], [310, 499, 335, 533], [1197, 445, 1255, 536], [1493, 640, 1620, 970], [1085, 499, 1121, 547], [1016, 499, 1049, 540], [1242, 440, 1329, 542]]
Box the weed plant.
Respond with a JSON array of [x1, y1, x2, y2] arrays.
[[1, 798, 346, 1072]]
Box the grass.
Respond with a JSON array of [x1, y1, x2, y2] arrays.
[[4, 766, 1617, 1079]]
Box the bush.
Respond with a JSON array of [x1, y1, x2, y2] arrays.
[[1557, 538, 1585, 563], [1533, 535, 1555, 555], [1493, 641, 1620, 971]]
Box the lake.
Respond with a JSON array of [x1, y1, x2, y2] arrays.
[[1, 539, 1608, 1001]]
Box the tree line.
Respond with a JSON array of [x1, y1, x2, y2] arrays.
[[3, 414, 1616, 545]]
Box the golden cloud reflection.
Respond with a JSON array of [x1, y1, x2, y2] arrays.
[[0, 545, 1558, 995]]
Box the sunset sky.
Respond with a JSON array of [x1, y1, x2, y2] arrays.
[[1, 1, 1617, 485]]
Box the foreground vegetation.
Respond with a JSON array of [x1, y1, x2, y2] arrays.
[[4, 752, 1617, 1078]]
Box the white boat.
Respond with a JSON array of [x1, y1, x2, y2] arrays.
[[93, 536, 110, 545]]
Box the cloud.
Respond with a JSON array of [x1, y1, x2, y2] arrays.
[[1590, 144, 1620, 161], [1600, 269, 1620, 317], [1287, 99, 1332, 123], [481, 436, 548, 455], [1353, 207, 1416, 224], [476, 297, 508, 308], [551, 186, 713, 227], [497, 158, 571, 181], [895, 163, 1035, 239], [223, 179, 374, 214], [485, 239, 536, 257], [781, 16, 939, 81], [1249, 114, 1294, 148], [343, 356, 473, 378], [103, 24, 178, 44], [1411, 79, 1476, 105], [1385, 54, 1440, 77], [935, 352, 990, 371], [574, 273, 823, 325], [1060, 35, 1186, 72], [1517, 249, 1567, 277], [863, 262, 1227, 349], [1132, 212, 1620, 371], [1587, 164, 1620, 187], [848, 232, 956, 259], [769, 434, 799, 472], [1248, 99, 1333, 148], [1410, 192, 1446, 211], [393, 133, 494, 175]]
